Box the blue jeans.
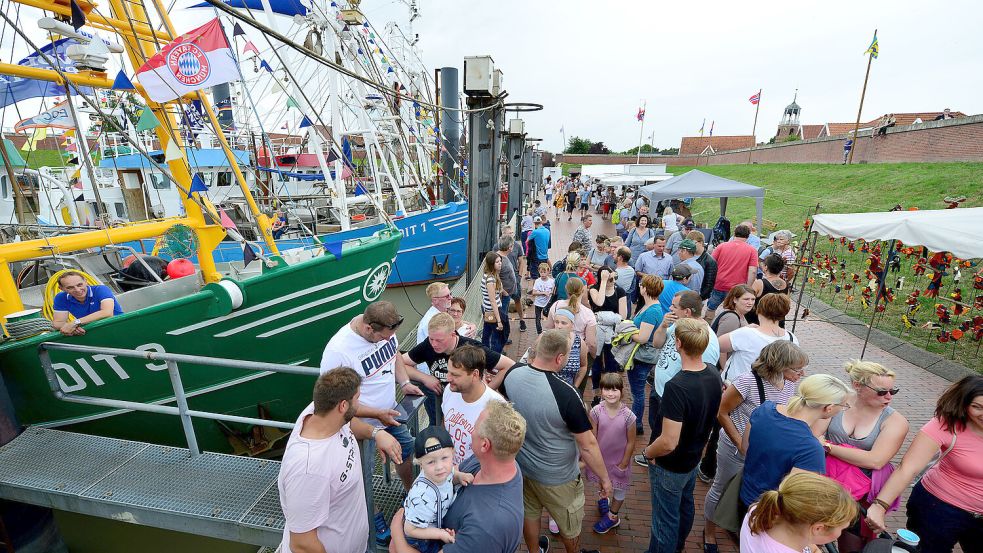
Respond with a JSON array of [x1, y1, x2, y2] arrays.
[[646, 463, 698, 553], [421, 386, 439, 427], [628, 361, 653, 432], [500, 295, 512, 343], [707, 288, 728, 310], [907, 481, 983, 553], [482, 320, 504, 353]]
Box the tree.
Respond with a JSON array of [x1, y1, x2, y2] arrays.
[[588, 141, 610, 154], [564, 136, 592, 154], [624, 145, 679, 155], [783, 134, 801, 142]]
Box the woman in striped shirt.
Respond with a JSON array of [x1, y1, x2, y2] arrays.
[[480, 252, 505, 353]]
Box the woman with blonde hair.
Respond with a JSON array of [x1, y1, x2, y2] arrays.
[[543, 277, 598, 356], [740, 374, 853, 516], [480, 251, 505, 352], [741, 472, 858, 552], [812, 360, 908, 552], [554, 252, 585, 302], [703, 341, 809, 552]]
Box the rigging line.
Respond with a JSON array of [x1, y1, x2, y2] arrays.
[[199, 0, 501, 116], [0, 10, 234, 234]]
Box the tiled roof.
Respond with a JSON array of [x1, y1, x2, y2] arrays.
[[824, 111, 968, 137], [800, 125, 825, 140], [679, 135, 755, 155]]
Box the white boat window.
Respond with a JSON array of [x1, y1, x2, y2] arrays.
[[148, 172, 169, 190], [217, 171, 233, 187]]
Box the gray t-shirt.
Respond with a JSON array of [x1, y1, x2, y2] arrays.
[[442, 456, 523, 553], [499, 254, 518, 296], [500, 364, 591, 485]]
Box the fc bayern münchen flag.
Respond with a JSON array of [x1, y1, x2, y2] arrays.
[[135, 18, 238, 103], [0, 38, 91, 108]]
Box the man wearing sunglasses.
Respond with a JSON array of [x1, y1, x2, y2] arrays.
[[320, 301, 428, 491]]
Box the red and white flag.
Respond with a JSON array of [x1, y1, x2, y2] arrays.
[[749, 91, 761, 105], [135, 18, 238, 103]]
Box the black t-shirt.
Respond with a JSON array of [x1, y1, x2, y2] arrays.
[[588, 284, 626, 313], [566, 190, 577, 205], [407, 336, 502, 383], [656, 364, 723, 473]]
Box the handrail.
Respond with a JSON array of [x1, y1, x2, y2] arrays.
[[37, 342, 320, 456]]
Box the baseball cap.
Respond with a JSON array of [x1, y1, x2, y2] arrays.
[[414, 426, 454, 459], [679, 239, 697, 253], [671, 264, 692, 279], [683, 218, 695, 228], [533, 216, 543, 224]]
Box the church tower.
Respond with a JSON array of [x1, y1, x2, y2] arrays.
[[775, 90, 801, 140]]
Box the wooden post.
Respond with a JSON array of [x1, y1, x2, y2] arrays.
[[848, 30, 876, 165], [747, 89, 761, 164]]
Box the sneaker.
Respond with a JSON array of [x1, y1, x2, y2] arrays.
[[597, 497, 609, 517], [519, 321, 528, 332], [634, 454, 649, 467], [698, 468, 713, 483], [373, 511, 391, 546], [636, 426, 645, 436], [592, 515, 621, 534], [538, 534, 550, 553], [704, 543, 719, 553], [548, 518, 559, 535]]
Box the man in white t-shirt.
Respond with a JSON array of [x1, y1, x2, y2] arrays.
[[320, 301, 434, 489], [441, 344, 506, 464], [278, 367, 402, 553]]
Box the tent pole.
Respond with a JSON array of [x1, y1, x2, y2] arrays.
[[860, 239, 896, 359], [791, 222, 818, 333], [756, 197, 764, 244]]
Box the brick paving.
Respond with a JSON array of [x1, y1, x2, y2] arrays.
[[502, 197, 958, 553]]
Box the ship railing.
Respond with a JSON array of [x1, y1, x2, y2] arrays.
[[36, 342, 319, 457]]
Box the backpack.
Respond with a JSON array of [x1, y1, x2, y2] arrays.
[[611, 209, 621, 225], [712, 216, 731, 245]]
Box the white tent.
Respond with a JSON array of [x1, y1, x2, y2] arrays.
[[638, 170, 765, 234], [812, 207, 983, 260]]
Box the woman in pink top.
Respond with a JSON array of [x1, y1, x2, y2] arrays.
[[865, 375, 983, 553], [741, 472, 857, 553]]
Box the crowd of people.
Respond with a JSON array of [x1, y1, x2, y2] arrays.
[[274, 176, 983, 553]]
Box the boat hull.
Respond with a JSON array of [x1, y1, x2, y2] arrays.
[[0, 229, 401, 453]]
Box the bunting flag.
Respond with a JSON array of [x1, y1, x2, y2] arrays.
[[354, 183, 368, 196], [136, 109, 160, 131], [21, 127, 48, 151], [219, 207, 238, 230], [280, 122, 288, 129], [232, 22, 246, 37], [111, 70, 136, 91], [299, 116, 313, 128], [187, 173, 208, 198], [259, 59, 273, 72], [14, 100, 74, 131], [70, 0, 86, 30], [243, 242, 258, 267], [164, 138, 183, 161], [324, 241, 343, 260], [749, 92, 760, 105], [135, 18, 239, 103], [286, 96, 299, 108], [243, 41, 259, 56], [864, 32, 879, 59], [65, 128, 76, 137]]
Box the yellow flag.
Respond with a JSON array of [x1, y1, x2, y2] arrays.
[[71, 167, 82, 180], [21, 127, 48, 152], [65, 129, 76, 137]]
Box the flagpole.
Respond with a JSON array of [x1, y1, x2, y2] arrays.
[[635, 100, 646, 164], [748, 88, 761, 165], [561, 126, 567, 153], [848, 29, 876, 165]]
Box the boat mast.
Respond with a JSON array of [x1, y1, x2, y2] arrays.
[[133, 0, 279, 254]]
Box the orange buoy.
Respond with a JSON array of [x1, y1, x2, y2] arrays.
[[166, 258, 195, 279]]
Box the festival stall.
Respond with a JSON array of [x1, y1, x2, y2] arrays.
[[638, 170, 765, 235]]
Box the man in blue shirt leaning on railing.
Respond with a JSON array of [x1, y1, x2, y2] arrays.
[[51, 271, 123, 336]]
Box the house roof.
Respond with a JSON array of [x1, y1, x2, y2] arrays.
[[799, 125, 825, 140], [823, 111, 968, 137], [679, 135, 755, 155]]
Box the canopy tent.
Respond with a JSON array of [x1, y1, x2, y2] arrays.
[[638, 170, 764, 234], [812, 207, 983, 260], [596, 174, 674, 187]]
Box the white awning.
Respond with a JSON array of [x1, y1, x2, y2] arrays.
[[811, 207, 983, 260]]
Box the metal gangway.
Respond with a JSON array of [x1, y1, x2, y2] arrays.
[[0, 343, 425, 550]]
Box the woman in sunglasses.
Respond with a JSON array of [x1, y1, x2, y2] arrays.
[[814, 360, 909, 552]]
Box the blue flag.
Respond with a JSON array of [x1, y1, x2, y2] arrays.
[[341, 136, 353, 167], [188, 0, 308, 16], [324, 241, 343, 259], [187, 173, 208, 198], [300, 116, 313, 128], [260, 60, 273, 73], [243, 243, 258, 267], [111, 70, 135, 91], [0, 38, 92, 108], [354, 183, 368, 196]]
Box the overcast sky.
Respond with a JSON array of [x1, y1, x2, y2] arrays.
[[363, 0, 983, 153]]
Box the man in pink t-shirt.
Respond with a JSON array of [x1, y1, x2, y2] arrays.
[[278, 367, 402, 553], [708, 224, 759, 315]]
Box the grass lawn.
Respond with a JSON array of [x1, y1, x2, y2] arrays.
[[21, 149, 68, 169]]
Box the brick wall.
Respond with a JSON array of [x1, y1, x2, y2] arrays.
[[554, 115, 983, 167]]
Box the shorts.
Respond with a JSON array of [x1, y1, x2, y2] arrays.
[[405, 536, 442, 553], [579, 202, 588, 210], [365, 422, 415, 464], [522, 476, 585, 539], [566, 203, 576, 213]]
